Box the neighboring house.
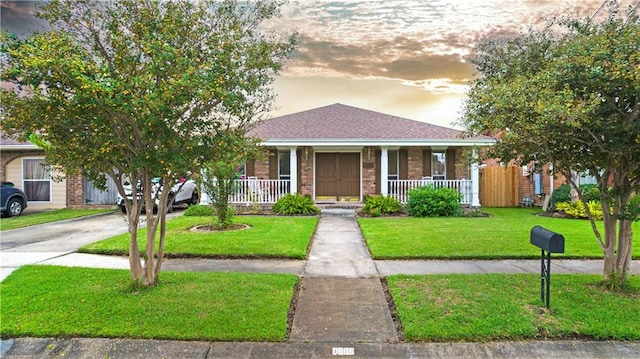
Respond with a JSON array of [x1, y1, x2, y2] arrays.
[[240, 103, 495, 206], [0, 133, 117, 209]]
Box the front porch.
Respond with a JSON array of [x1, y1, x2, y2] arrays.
[[222, 178, 475, 205]]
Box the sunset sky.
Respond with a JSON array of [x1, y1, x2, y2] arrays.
[[1, 0, 625, 128]]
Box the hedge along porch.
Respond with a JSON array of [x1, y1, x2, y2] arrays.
[[242, 104, 494, 206]]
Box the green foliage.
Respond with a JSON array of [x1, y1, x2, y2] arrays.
[[549, 184, 601, 211], [362, 195, 402, 217], [272, 194, 319, 215], [556, 200, 604, 220], [0, 0, 297, 285], [549, 184, 571, 210], [184, 205, 214, 217], [199, 133, 262, 229], [406, 185, 462, 217], [458, 5, 639, 282]]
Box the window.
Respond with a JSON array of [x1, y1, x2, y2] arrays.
[[23, 158, 52, 202], [579, 171, 597, 185], [278, 150, 290, 180], [432, 152, 446, 180], [387, 150, 398, 181]]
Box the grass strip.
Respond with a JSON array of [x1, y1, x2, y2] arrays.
[[388, 273, 640, 342], [79, 215, 318, 259], [359, 207, 640, 259], [1, 265, 298, 341], [0, 208, 114, 231]]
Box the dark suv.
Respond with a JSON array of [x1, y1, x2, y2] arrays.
[[1, 182, 28, 217]]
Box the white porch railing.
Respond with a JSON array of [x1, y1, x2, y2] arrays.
[[204, 178, 472, 205], [228, 179, 291, 204], [388, 179, 473, 204]]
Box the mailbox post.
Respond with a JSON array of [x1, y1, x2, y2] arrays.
[[530, 226, 565, 309]]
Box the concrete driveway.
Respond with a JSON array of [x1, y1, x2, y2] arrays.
[[0, 210, 183, 281]]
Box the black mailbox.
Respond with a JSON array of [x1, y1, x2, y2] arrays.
[[530, 226, 565, 253]]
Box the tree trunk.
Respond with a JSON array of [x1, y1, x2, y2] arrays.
[[616, 219, 633, 281], [127, 202, 144, 284]]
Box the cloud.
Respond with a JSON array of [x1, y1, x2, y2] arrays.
[[0, 1, 47, 37], [274, 0, 611, 95]]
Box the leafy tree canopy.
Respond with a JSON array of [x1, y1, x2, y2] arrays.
[[458, 1, 639, 286], [0, 0, 297, 286]]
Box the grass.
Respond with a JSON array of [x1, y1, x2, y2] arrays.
[[359, 207, 640, 259], [79, 215, 318, 259], [0, 265, 298, 341], [388, 273, 640, 342], [0, 208, 115, 231]]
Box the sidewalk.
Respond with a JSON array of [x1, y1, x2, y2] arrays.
[[2, 209, 639, 358]]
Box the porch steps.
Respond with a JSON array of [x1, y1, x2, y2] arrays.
[[315, 201, 363, 213]]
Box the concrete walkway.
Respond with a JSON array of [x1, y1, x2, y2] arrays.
[[290, 211, 398, 342], [2, 210, 640, 358]]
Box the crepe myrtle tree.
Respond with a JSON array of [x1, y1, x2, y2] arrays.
[[458, 2, 639, 288], [200, 132, 263, 230], [0, 0, 297, 287]]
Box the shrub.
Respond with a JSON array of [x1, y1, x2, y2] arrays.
[[549, 183, 602, 211], [184, 204, 214, 217], [272, 193, 319, 215], [362, 195, 402, 217], [555, 200, 603, 220], [406, 185, 462, 217], [549, 184, 571, 211], [581, 184, 601, 202]]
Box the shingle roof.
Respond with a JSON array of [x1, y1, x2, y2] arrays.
[[0, 132, 33, 146], [249, 103, 464, 141]]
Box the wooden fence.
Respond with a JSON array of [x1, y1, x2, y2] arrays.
[[480, 166, 519, 207]]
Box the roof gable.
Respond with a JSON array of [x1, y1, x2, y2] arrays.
[[249, 103, 463, 141]]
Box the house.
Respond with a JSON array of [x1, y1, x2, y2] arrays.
[[0, 133, 116, 210], [239, 103, 495, 206], [1, 104, 499, 209]]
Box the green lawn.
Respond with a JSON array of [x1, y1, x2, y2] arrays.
[[0, 208, 115, 231], [359, 207, 640, 259], [0, 265, 297, 341], [388, 274, 640, 341], [80, 215, 318, 259]]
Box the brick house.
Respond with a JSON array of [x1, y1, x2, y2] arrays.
[[240, 103, 495, 206]]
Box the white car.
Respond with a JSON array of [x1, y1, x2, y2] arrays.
[[117, 177, 198, 213]]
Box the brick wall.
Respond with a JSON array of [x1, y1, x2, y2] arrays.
[[362, 147, 377, 196], [299, 147, 313, 196], [66, 174, 84, 206], [407, 147, 423, 179]]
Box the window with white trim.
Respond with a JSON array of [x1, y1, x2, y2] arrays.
[[432, 152, 446, 180], [387, 150, 399, 181], [23, 158, 52, 202], [278, 150, 290, 180]]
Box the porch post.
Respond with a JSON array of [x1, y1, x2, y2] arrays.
[[381, 147, 388, 196], [289, 147, 297, 194], [471, 149, 480, 207]]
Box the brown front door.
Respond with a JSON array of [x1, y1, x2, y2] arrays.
[[315, 153, 360, 200], [316, 153, 337, 197]]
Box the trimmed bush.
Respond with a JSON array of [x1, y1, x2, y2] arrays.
[[555, 200, 603, 220], [549, 183, 602, 211], [549, 184, 571, 210], [406, 185, 462, 217], [272, 194, 319, 215], [362, 195, 402, 217], [184, 204, 214, 217]]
